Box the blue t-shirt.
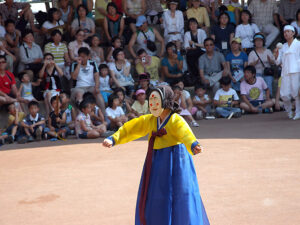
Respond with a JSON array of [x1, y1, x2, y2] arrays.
[[162, 55, 183, 83]]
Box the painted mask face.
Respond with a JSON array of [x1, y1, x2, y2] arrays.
[[149, 91, 164, 117]]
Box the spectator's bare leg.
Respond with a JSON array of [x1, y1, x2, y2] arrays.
[[261, 100, 274, 109], [87, 130, 101, 138]]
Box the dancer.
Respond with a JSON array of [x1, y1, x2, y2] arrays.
[[103, 85, 209, 225]]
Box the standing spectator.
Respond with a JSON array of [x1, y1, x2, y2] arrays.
[[41, 8, 65, 41], [211, 12, 235, 55], [291, 9, 300, 36], [186, 0, 210, 33], [235, 10, 260, 53], [161, 42, 183, 84], [95, 0, 110, 28], [68, 29, 90, 62], [128, 15, 165, 58], [71, 4, 95, 40], [89, 35, 105, 66], [122, 0, 146, 33], [240, 65, 274, 113], [163, 0, 184, 45], [248, 0, 280, 48], [103, 2, 125, 43], [73, 0, 93, 18], [58, 0, 74, 33], [248, 33, 275, 97], [4, 19, 20, 57], [278, 0, 300, 25], [274, 25, 300, 120]]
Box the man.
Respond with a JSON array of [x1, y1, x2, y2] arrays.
[[199, 38, 230, 95], [128, 15, 165, 59], [248, 0, 280, 48], [0, 0, 39, 33], [71, 47, 105, 113]]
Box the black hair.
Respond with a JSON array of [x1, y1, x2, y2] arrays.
[[18, 71, 29, 81], [112, 48, 124, 61], [47, 8, 59, 22], [106, 2, 118, 12], [99, 63, 109, 71], [4, 19, 15, 27], [51, 29, 62, 37], [77, 4, 88, 17], [240, 10, 252, 25], [22, 28, 33, 39], [244, 65, 256, 75], [111, 36, 121, 44], [79, 99, 90, 111], [114, 87, 125, 96], [50, 95, 62, 105], [83, 92, 96, 104], [107, 94, 119, 108], [172, 85, 182, 92], [78, 47, 90, 56], [166, 42, 176, 51], [218, 11, 230, 25], [0, 55, 6, 61], [167, 0, 179, 10], [60, 91, 70, 99], [253, 32, 266, 47], [44, 52, 54, 59], [219, 5, 228, 13], [28, 101, 39, 109], [137, 48, 147, 56], [204, 37, 215, 45], [89, 34, 101, 46], [76, 29, 85, 35], [219, 76, 232, 86], [187, 17, 199, 30], [194, 84, 207, 92]]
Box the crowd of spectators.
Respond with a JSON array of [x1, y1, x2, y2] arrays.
[[0, 0, 299, 146]]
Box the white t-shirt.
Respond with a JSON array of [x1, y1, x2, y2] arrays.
[[42, 20, 64, 38], [99, 75, 112, 91], [108, 61, 134, 87], [214, 88, 239, 107], [71, 60, 98, 87], [183, 90, 191, 100], [75, 112, 92, 137], [235, 23, 260, 49], [106, 106, 124, 119]]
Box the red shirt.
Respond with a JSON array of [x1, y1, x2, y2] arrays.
[[112, 0, 123, 13], [0, 71, 16, 94]]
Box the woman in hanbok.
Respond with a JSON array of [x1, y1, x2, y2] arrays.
[[274, 25, 300, 120], [103, 85, 210, 225]]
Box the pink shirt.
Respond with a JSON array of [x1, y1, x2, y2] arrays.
[[240, 76, 268, 101]]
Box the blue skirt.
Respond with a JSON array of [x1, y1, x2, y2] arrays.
[[135, 144, 210, 225]]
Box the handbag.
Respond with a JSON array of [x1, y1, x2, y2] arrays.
[[141, 30, 157, 52], [254, 50, 274, 76]]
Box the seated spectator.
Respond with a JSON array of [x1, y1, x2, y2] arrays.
[[106, 36, 123, 63], [184, 18, 206, 79], [71, 4, 95, 40], [18, 29, 43, 75], [95, 0, 110, 28], [248, 33, 275, 97], [0, 14, 5, 38], [161, 42, 183, 84], [163, 0, 184, 45], [73, 0, 93, 19], [103, 2, 125, 43], [218, 5, 236, 25], [60, 92, 76, 135], [128, 15, 165, 59], [0, 55, 19, 107], [109, 48, 134, 97], [106, 94, 128, 130], [38, 53, 64, 116], [75, 99, 106, 139], [123, 0, 146, 33], [135, 49, 161, 86], [192, 84, 212, 119], [47, 96, 68, 140], [211, 12, 235, 55], [18, 72, 39, 108], [175, 79, 195, 116], [0, 38, 16, 73], [248, 0, 280, 48], [68, 29, 90, 62], [58, 0, 73, 33], [173, 85, 199, 127], [98, 64, 112, 104], [89, 35, 105, 66], [19, 101, 45, 143], [235, 10, 260, 54], [278, 0, 300, 25], [131, 89, 149, 116], [200, 0, 217, 21], [199, 38, 230, 95], [240, 65, 274, 113], [114, 87, 136, 119], [186, 0, 210, 33], [0, 0, 39, 33], [41, 8, 65, 41], [223, 0, 242, 24], [71, 47, 105, 113], [135, 73, 152, 97], [214, 76, 241, 118], [4, 19, 20, 57], [145, 0, 164, 25], [226, 37, 248, 92], [291, 9, 300, 37]]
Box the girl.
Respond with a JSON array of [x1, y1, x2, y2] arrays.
[[68, 29, 90, 61], [106, 36, 122, 62], [102, 85, 209, 225], [114, 88, 136, 120], [89, 35, 105, 66], [41, 8, 65, 41], [98, 64, 112, 104], [105, 94, 128, 130]]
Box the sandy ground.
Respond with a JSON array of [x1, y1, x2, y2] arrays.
[[0, 112, 300, 225]]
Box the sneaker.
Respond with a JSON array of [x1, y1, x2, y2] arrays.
[[35, 129, 42, 141], [288, 111, 294, 119], [191, 121, 199, 127], [293, 114, 300, 120], [27, 135, 34, 142], [227, 112, 234, 120], [195, 111, 203, 120], [205, 114, 215, 120], [18, 136, 28, 144], [101, 130, 115, 138]]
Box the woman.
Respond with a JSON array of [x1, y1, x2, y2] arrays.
[[71, 4, 95, 40], [122, 0, 146, 33], [291, 9, 300, 37], [108, 48, 134, 97], [184, 18, 206, 79], [235, 10, 260, 54], [103, 2, 125, 43], [161, 42, 183, 84], [68, 29, 90, 61], [211, 12, 235, 55], [89, 35, 105, 66], [163, 0, 184, 45], [186, 0, 210, 34], [41, 8, 65, 41], [274, 25, 300, 120], [73, 0, 93, 18], [248, 33, 275, 97], [58, 0, 74, 33]]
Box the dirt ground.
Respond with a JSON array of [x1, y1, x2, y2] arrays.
[[0, 112, 299, 225]]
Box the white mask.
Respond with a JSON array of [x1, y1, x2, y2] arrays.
[[149, 91, 164, 117]]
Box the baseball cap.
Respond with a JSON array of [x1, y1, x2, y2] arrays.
[[136, 15, 147, 27], [231, 37, 241, 44]]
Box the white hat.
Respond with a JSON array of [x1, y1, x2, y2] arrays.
[[284, 25, 295, 32]]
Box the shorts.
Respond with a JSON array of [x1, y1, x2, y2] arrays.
[[78, 132, 88, 139], [100, 91, 112, 103], [250, 100, 265, 107]]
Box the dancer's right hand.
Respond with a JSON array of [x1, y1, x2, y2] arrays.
[[103, 138, 113, 148]]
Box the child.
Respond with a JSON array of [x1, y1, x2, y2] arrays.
[[4, 19, 20, 56], [114, 88, 136, 119], [83, 92, 106, 126], [131, 89, 149, 117], [90, 35, 105, 66], [192, 85, 213, 120], [99, 63, 113, 104], [214, 76, 241, 118], [106, 94, 128, 130], [75, 100, 107, 139], [19, 101, 45, 143], [175, 80, 194, 115], [102, 85, 209, 225], [47, 96, 67, 140], [173, 85, 199, 127], [60, 92, 76, 134], [106, 36, 122, 62]]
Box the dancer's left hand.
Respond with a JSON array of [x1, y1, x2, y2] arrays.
[[193, 145, 203, 155]]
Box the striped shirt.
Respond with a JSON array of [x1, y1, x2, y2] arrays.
[[44, 42, 68, 64]]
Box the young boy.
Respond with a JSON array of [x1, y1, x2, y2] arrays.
[[192, 85, 213, 119], [60, 92, 76, 135], [19, 101, 45, 143], [214, 76, 241, 118], [47, 96, 67, 140], [99, 64, 112, 104], [83, 92, 106, 126], [75, 100, 107, 139], [131, 89, 149, 117], [18, 72, 40, 103]]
